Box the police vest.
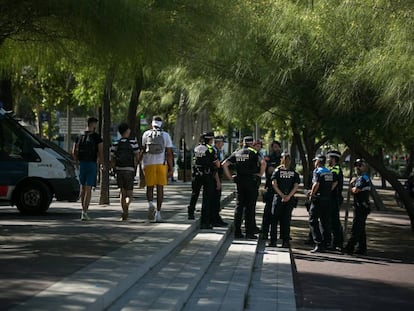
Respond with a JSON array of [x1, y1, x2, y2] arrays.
[[234, 147, 260, 176], [193, 143, 216, 173]]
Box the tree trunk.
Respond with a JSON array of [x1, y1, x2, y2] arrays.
[[292, 126, 308, 187], [127, 71, 144, 141], [0, 77, 13, 111], [99, 67, 115, 205], [345, 139, 414, 231], [404, 144, 414, 178]]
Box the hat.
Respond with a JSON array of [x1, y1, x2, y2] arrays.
[[214, 135, 224, 142], [354, 158, 366, 166], [201, 131, 215, 140], [327, 150, 341, 159], [243, 136, 254, 144], [312, 154, 326, 163]]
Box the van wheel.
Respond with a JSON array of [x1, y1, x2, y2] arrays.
[[15, 182, 52, 215]]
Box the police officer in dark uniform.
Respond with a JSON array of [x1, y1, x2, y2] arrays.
[[222, 136, 266, 239], [344, 159, 371, 255], [268, 152, 300, 248], [327, 150, 344, 250], [261, 141, 282, 239], [307, 154, 333, 253], [187, 132, 220, 229]]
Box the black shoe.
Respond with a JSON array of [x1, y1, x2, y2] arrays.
[[268, 241, 277, 247], [200, 224, 213, 229], [281, 241, 290, 248], [310, 245, 325, 253], [246, 234, 258, 240], [235, 233, 245, 239], [355, 249, 367, 255], [253, 227, 261, 234], [213, 221, 228, 227], [344, 244, 354, 254]]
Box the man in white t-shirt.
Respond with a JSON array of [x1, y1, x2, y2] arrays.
[[141, 116, 174, 222]]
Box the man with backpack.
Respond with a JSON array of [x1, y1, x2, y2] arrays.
[[110, 123, 140, 221], [72, 117, 104, 221], [141, 116, 174, 222]]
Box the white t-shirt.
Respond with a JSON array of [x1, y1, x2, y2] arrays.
[[141, 129, 173, 166]]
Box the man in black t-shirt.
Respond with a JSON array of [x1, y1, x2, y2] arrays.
[[72, 117, 104, 221]]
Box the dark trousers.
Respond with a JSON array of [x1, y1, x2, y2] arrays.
[[235, 178, 258, 236], [346, 206, 368, 252], [210, 181, 222, 224], [269, 197, 294, 244], [188, 175, 203, 215], [261, 190, 274, 238], [330, 197, 344, 248], [200, 175, 215, 226], [309, 198, 331, 246]]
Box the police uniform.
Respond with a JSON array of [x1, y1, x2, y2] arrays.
[[269, 163, 300, 247], [224, 136, 261, 238], [261, 143, 282, 239], [309, 155, 333, 252], [327, 151, 344, 250], [188, 132, 218, 229], [345, 159, 371, 255]]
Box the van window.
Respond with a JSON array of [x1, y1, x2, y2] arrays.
[[0, 117, 40, 161]]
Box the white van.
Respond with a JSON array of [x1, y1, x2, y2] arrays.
[[0, 107, 80, 214]]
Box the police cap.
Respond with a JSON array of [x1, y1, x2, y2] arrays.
[[354, 158, 366, 167], [312, 154, 326, 164], [327, 150, 341, 159], [200, 131, 215, 140], [243, 136, 254, 144], [214, 135, 224, 142]]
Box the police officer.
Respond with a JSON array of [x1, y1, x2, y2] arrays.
[[211, 135, 228, 227], [187, 132, 220, 229], [261, 141, 282, 239], [327, 150, 344, 250], [344, 159, 371, 255], [268, 152, 300, 248], [222, 136, 266, 239], [307, 154, 333, 253]]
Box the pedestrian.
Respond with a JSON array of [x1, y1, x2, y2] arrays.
[[187, 132, 220, 228], [268, 152, 300, 247], [327, 150, 344, 250], [222, 136, 266, 239], [307, 154, 333, 253], [261, 140, 282, 240], [344, 159, 372, 255], [141, 116, 174, 222], [110, 123, 140, 221], [210, 135, 228, 227], [252, 139, 264, 234], [72, 116, 104, 221]]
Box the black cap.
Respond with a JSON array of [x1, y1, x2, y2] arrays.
[[327, 150, 341, 159], [354, 158, 366, 166], [214, 135, 224, 142], [243, 136, 254, 144], [200, 131, 214, 141], [313, 154, 326, 163]]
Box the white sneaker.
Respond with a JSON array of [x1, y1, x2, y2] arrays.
[[155, 212, 162, 223], [81, 212, 90, 221], [147, 202, 155, 221]]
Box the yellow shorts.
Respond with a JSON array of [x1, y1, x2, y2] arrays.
[[144, 164, 168, 186]]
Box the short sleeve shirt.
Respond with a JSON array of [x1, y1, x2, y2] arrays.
[[312, 166, 333, 198], [110, 138, 140, 171], [271, 167, 300, 196]]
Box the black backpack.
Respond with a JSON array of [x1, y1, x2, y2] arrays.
[[77, 133, 97, 161], [115, 139, 134, 167]]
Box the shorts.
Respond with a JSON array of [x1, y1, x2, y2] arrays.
[[144, 164, 168, 186], [79, 161, 97, 186], [116, 170, 135, 190]]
